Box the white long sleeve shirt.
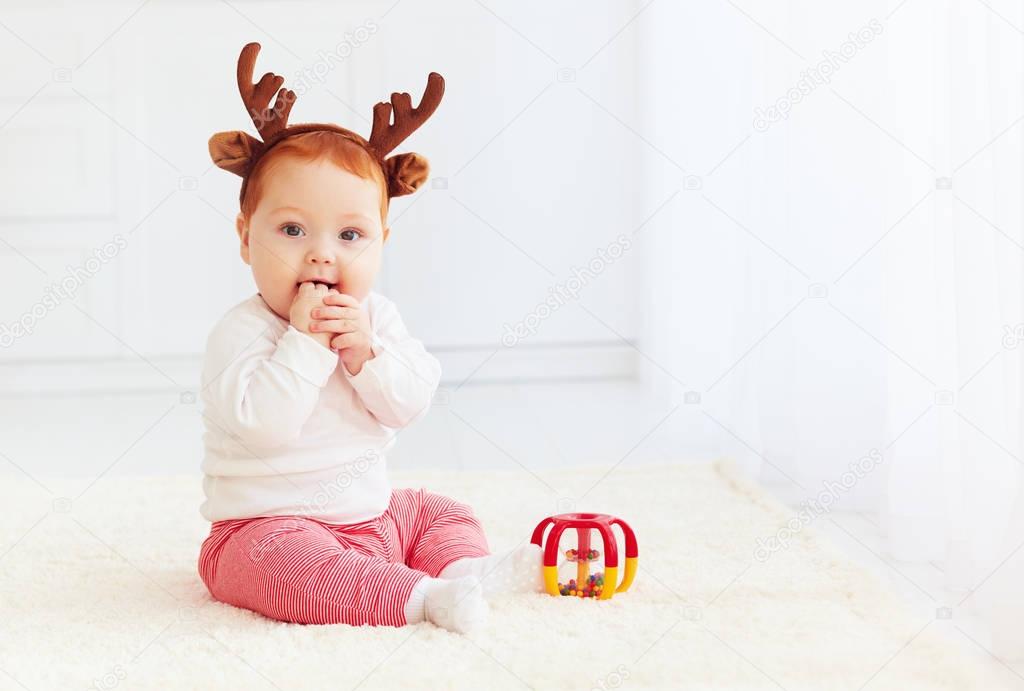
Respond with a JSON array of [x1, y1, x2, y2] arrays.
[[199, 291, 441, 524]]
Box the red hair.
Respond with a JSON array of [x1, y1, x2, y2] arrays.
[[240, 130, 389, 222]]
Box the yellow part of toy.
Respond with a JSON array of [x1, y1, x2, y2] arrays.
[[599, 565, 618, 600], [577, 559, 589, 585], [543, 565, 560, 596], [617, 556, 638, 593]]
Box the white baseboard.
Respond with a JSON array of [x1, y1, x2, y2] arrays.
[[0, 342, 637, 396]]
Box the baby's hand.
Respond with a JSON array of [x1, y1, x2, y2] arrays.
[[310, 292, 374, 375], [289, 282, 336, 350]]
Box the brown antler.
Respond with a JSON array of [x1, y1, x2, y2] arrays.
[[236, 42, 295, 141], [367, 72, 445, 159]]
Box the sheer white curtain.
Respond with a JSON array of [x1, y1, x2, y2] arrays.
[[637, 0, 1024, 658], [883, 0, 1024, 659]]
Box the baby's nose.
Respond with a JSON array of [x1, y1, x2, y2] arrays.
[[306, 247, 335, 264]]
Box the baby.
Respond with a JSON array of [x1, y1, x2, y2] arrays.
[[197, 43, 541, 633]]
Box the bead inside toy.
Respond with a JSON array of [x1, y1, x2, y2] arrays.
[[555, 526, 615, 598]]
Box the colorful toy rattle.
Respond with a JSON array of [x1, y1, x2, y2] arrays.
[[530, 512, 638, 600]]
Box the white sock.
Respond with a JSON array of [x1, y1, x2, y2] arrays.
[[439, 543, 545, 598], [404, 575, 489, 634]]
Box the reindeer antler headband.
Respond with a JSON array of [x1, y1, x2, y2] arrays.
[[209, 42, 445, 205]]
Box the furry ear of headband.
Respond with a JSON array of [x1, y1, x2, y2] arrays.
[[209, 42, 444, 204]]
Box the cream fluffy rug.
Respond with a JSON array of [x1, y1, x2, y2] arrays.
[[0, 462, 1004, 690]]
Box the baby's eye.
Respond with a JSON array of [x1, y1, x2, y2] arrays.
[[339, 228, 362, 241], [281, 223, 304, 237]]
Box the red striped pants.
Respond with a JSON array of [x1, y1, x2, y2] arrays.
[[198, 487, 490, 626]]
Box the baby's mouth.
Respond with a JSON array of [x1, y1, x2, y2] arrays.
[[297, 280, 338, 291]]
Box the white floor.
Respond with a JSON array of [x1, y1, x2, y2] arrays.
[[771, 491, 1024, 690], [1, 379, 1020, 687]]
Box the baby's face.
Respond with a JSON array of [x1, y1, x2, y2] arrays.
[[237, 157, 388, 321]]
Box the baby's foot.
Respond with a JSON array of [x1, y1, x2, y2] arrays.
[[423, 575, 489, 634], [440, 543, 545, 598]]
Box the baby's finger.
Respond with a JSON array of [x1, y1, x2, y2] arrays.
[[310, 318, 358, 334], [311, 306, 358, 321], [330, 332, 359, 349], [322, 292, 360, 309]]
